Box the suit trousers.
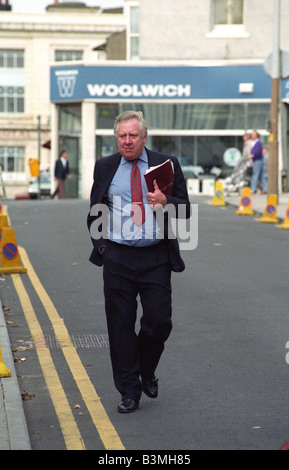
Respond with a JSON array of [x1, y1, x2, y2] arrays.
[[102, 240, 172, 402], [51, 179, 66, 199]]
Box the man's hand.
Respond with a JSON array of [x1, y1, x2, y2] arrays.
[[146, 180, 167, 209]]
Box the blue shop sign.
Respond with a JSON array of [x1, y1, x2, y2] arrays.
[[50, 64, 284, 102]]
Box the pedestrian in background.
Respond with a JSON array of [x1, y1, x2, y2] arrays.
[[87, 111, 190, 413], [51, 149, 71, 199], [242, 133, 252, 160], [250, 130, 267, 194], [262, 146, 269, 185]]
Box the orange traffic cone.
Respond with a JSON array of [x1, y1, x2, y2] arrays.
[[0, 227, 27, 274], [278, 200, 289, 229], [209, 181, 226, 207], [257, 194, 279, 224], [235, 187, 255, 216], [0, 215, 9, 249], [0, 345, 11, 378]]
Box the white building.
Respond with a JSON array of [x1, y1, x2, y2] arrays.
[[0, 0, 126, 198], [3, 0, 288, 199], [51, 0, 289, 199]]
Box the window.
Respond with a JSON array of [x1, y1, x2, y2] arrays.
[[130, 6, 139, 33], [127, 4, 140, 60], [0, 49, 24, 68], [59, 104, 82, 133], [96, 102, 270, 131], [55, 50, 83, 62], [95, 102, 270, 176], [0, 49, 25, 113], [151, 135, 243, 173], [96, 103, 269, 131], [96, 104, 119, 130], [0, 86, 24, 113], [213, 0, 243, 26], [0, 146, 25, 174]]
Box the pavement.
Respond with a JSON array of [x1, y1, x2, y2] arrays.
[[0, 300, 31, 450], [224, 191, 289, 220], [0, 190, 288, 451]]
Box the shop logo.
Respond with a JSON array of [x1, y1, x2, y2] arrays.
[[87, 83, 191, 99], [55, 70, 79, 98]]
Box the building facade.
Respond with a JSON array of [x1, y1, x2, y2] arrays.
[[0, 0, 125, 198], [51, 0, 289, 199], [2, 0, 288, 199]]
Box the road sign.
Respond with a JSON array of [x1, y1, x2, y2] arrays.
[[223, 148, 241, 167], [264, 49, 289, 79], [3, 242, 18, 260]]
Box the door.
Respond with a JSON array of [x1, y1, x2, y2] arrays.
[[59, 136, 80, 198]]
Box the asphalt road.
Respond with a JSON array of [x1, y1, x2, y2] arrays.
[[2, 197, 289, 451]]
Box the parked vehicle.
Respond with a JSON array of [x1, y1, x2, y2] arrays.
[[28, 172, 51, 199]]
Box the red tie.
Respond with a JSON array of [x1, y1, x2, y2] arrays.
[[131, 159, 145, 226]]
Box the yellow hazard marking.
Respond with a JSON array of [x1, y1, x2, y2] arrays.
[[15, 247, 125, 451], [11, 273, 85, 450]]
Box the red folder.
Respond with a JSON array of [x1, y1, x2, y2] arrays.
[[144, 159, 174, 196]]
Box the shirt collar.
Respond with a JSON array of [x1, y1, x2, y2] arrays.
[[121, 148, 148, 165]]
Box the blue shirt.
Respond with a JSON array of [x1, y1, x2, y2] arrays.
[[106, 149, 162, 246]]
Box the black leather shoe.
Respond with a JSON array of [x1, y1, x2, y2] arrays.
[[142, 376, 159, 398], [117, 399, 139, 413]]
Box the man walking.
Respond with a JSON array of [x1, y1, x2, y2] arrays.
[[87, 111, 190, 413], [51, 149, 71, 199]]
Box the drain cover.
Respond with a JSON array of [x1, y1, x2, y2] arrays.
[[43, 333, 109, 350]]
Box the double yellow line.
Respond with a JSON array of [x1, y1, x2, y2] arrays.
[[12, 247, 124, 451]]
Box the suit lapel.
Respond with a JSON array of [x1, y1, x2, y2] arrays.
[[146, 148, 160, 168], [104, 153, 121, 183], [99, 153, 121, 201]]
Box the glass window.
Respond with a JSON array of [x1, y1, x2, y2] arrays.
[[55, 50, 83, 62], [59, 104, 82, 133], [128, 5, 140, 60], [94, 102, 269, 174], [0, 50, 25, 113], [16, 51, 24, 68], [0, 49, 24, 68], [130, 37, 140, 61], [96, 136, 118, 159], [0, 146, 25, 174], [121, 103, 245, 130], [0, 86, 25, 113], [130, 7, 139, 34], [151, 135, 243, 176], [213, 0, 243, 25], [247, 103, 270, 130], [96, 104, 119, 130], [7, 52, 14, 68], [96, 102, 269, 131]]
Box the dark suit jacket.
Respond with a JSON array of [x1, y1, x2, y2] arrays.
[[87, 148, 191, 272], [54, 158, 70, 180]]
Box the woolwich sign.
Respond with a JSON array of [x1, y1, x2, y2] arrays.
[[50, 63, 276, 103]]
